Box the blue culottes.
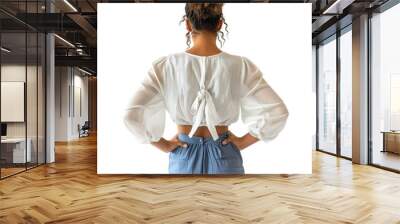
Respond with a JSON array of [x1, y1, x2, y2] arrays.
[[168, 131, 245, 174]]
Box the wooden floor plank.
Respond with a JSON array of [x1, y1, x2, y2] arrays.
[[0, 133, 400, 223]]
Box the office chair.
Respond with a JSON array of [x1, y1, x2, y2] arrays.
[[79, 121, 90, 138]]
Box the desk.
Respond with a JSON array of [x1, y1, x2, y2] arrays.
[[381, 131, 400, 154], [1, 138, 32, 163]]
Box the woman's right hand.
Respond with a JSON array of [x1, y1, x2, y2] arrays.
[[150, 134, 188, 153]]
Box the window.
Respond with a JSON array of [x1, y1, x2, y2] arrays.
[[371, 3, 400, 171], [317, 36, 337, 154], [339, 28, 352, 158]]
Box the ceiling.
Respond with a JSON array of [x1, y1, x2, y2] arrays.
[[0, 0, 394, 75]]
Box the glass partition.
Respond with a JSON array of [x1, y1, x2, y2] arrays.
[[0, 31, 28, 177], [0, 1, 46, 179]]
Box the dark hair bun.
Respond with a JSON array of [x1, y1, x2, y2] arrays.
[[185, 3, 224, 32]]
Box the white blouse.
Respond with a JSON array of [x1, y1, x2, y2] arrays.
[[123, 51, 289, 143]]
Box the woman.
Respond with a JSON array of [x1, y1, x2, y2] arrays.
[[123, 3, 289, 174]]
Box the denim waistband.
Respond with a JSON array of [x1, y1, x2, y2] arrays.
[[178, 131, 230, 144]]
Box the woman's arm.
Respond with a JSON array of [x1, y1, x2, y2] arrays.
[[123, 56, 169, 144], [237, 56, 289, 146], [222, 131, 259, 150], [150, 135, 188, 153]]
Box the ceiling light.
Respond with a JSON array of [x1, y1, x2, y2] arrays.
[[78, 67, 93, 76], [63, 0, 78, 12], [54, 34, 75, 48], [323, 0, 355, 15], [1, 47, 11, 53], [76, 48, 85, 55]]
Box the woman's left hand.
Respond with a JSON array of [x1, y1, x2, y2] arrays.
[[222, 131, 259, 150]]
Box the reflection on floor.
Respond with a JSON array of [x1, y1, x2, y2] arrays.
[[341, 147, 352, 158], [0, 134, 400, 223], [0, 162, 42, 178], [0, 167, 25, 177], [373, 150, 400, 171]]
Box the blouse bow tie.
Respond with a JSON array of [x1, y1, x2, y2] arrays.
[[191, 88, 208, 113], [189, 87, 219, 140]]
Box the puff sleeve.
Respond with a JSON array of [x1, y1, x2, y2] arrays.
[[123, 56, 167, 143], [239, 56, 289, 142]]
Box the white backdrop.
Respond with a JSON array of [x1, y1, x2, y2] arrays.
[[98, 3, 312, 174]]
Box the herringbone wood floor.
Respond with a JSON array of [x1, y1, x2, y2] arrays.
[[1, 133, 400, 224]]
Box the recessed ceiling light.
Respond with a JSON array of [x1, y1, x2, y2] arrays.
[[1, 47, 11, 53], [78, 67, 93, 76], [323, 0, 354, 15], [63, 0, 78, 12], [54, 34, 75, 48]]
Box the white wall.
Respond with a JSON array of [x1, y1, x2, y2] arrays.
[[1, 65, 26, 136], [55, 67, 89, 141], [70, 72, 89, 138], [1, 64, 46, 163], [1, 65, 41, 138], [55, 66, 70, 141]]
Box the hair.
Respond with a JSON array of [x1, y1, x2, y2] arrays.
[[179, 3, 229, 48]]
